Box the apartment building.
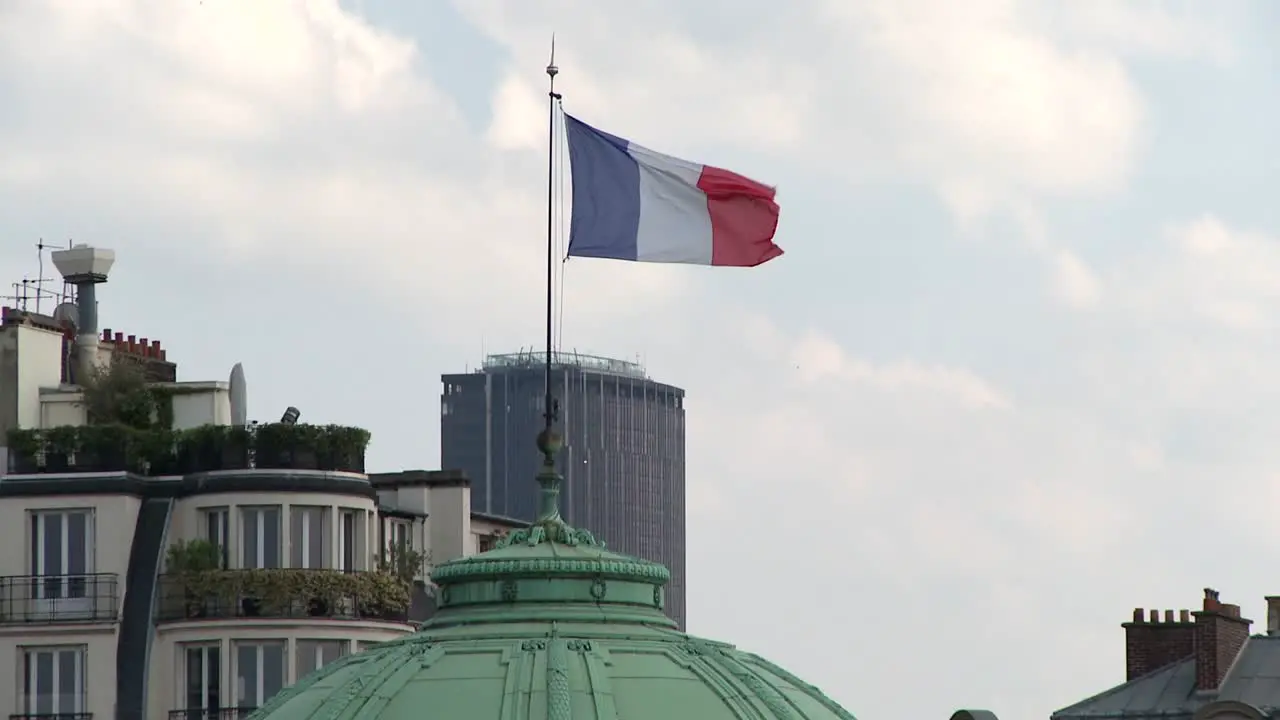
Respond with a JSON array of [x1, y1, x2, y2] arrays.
[[0, 245, 522, 719], [0, 464, 519, 720]]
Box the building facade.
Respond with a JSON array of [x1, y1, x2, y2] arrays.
[[440, 350, 688, 628], [0, 465, 520, 720]]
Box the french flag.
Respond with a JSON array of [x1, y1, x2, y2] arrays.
[[564, 115, 783, 267]]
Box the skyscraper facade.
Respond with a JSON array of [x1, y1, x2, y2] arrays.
[[440, 351, 687, 628]]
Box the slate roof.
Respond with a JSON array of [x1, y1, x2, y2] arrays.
[[1054, 635, 1280, 719]]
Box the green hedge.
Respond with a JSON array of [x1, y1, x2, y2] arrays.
[[5, 423, 371, 475]]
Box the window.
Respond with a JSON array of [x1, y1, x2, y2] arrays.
[[21, 646, 85, 716], [390, 520, 410, 553], [30, 510, 93, 614], [478, 533, 498, 553], [289, 507, 327, 569], [295, 640, 347, 680], [240, 507, 281, 569], [184, 644, 221, 713], [338, 510, 358, 571], [203, 508, 229, 568], [234, 641, 285, 709], [385, 519, 416, 578]]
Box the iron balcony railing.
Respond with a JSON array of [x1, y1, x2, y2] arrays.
[[10, 714, 93, 720], [167, 708, 256, 720], [154, 570, 408, 624], [0, 573, 120, 624]]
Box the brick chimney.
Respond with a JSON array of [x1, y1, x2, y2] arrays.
[[1192, 588, 1251, 691], [1266, 596, 1280, 636], [1124, 607, 1195, 681]]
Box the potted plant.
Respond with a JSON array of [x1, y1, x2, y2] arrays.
[[77, 423, 133, 472], [223, 425, 252, 469], [299, 570, 352, 618], [290, 424, 321, 469], [177, 424, 228, 473], [253, 423, 292, 469], [43, 426, 80, 472], [357, 571, 411, 621], [5, 428, 42, 473], [137, 428, 179, 475], [319, 425, 371, 472], [236, 568, 301, 618], [165, 539, 224, 618]]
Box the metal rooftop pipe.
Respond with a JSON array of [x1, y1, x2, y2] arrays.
[[50, 244, 115, 384]]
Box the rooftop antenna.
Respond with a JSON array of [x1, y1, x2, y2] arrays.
[[34, 239, 72, 315], [1, 240, 75, 315]]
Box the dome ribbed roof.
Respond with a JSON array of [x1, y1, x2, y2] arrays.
[[250, 432, 856, 720]]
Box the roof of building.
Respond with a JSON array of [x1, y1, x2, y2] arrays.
[[250, 431, 856, 720], [1054, 635, 1280, 720]]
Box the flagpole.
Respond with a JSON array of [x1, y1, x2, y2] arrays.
[[543, 38, 561, 447]]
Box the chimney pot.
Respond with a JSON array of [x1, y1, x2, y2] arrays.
[[1181, 609, 1191, 623], [102, 328, 111, 341], [1133, 608, 1145, 623], [139, 337, 148, 348], [1165, 609, 1175, 623], [152, 340, 161, 350], [1149, 609, 1160, 622], [114, 332, 123, 343], [159, 349, 167, 361]]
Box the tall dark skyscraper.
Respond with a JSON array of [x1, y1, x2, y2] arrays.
[[441, 351, 687, 628]]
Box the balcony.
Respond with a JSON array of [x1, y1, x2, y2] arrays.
[[10, 715, 92, 720], [167, 709, 255, 720], [0, 574, 119, 624], [155, 569, 409, 624]]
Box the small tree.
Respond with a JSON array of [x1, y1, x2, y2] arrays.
[[166, 539, 224, 573], [379, 541, 428, 584], [80, 360, 156, 429]]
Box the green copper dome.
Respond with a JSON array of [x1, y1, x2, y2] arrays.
[[250, 431, 856, 720]]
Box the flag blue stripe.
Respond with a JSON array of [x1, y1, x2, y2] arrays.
[[565, 115, 640, 261]]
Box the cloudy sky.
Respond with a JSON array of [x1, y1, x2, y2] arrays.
[[2, 1, 1278, 718]]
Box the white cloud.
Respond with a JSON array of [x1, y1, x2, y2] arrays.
[[788, 331, 1012, 410], [1053, 249, 1104, 310], [465, 0, 1211, 216], [1118, 215, 1280, 335]]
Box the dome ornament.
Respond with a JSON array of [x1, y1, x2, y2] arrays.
[[493, 427, 604, 550]]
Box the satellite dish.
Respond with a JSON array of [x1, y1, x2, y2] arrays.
[[229, 363, 248, 426], [52, 302, 79, 331]]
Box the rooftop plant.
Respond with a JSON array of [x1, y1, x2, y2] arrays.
[[6, 422, 371, 476]]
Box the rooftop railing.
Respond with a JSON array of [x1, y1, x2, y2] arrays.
[[482, 351, 647, 379], [167, 708, 256, 720]]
